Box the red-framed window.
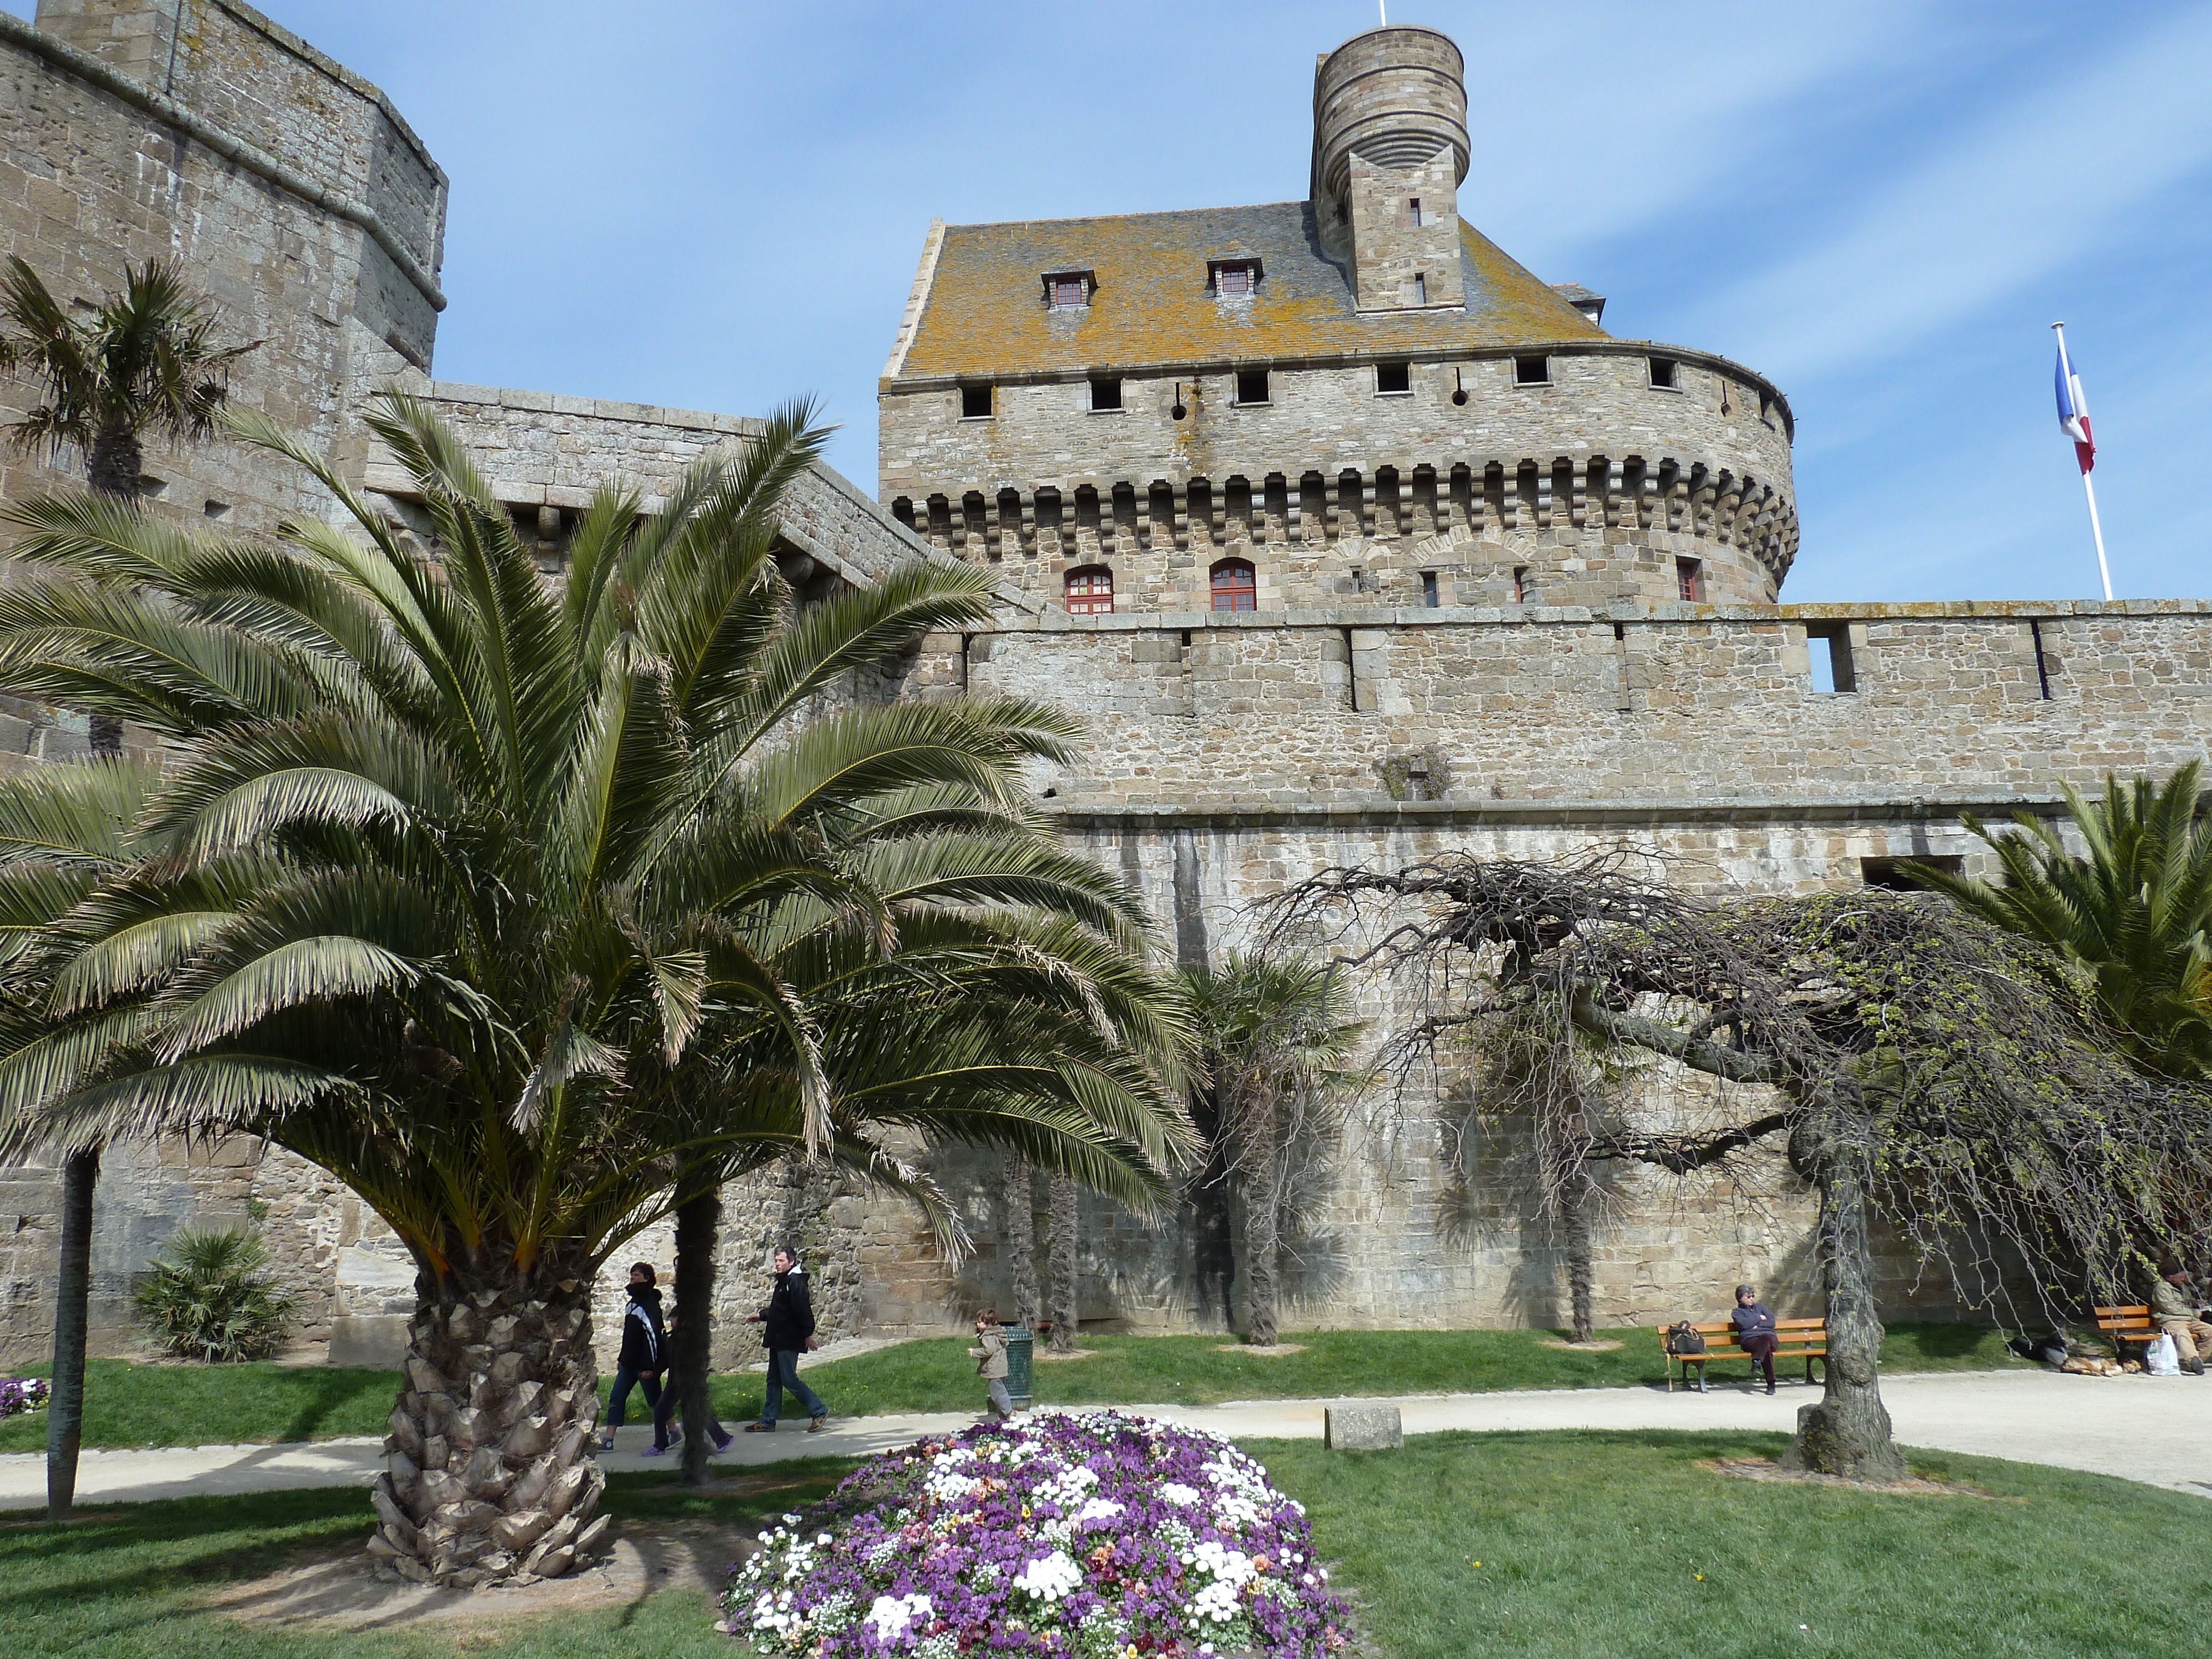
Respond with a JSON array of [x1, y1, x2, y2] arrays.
[[1210, 559, 1257, 612], [1065, 565, 1114, 615], [1676, 557, 1703, 602], [1217, 263, 1255, 297], [1049, 276, 1086, 309]]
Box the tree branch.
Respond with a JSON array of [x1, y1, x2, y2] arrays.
[[1571, 988, 1786, 1086]]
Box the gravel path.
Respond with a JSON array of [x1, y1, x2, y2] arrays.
[[3, 1368, 2204, 1511]]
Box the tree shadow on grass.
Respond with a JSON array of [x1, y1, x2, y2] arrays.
[[276, 1368, 398, 1446]]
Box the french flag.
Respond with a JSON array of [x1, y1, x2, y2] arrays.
[[2054, 335, 2095, 474]]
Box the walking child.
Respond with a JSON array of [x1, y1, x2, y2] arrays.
[[971, 1307, 1013, 1419]]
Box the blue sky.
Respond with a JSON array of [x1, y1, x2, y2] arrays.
[[15, 2, 2210, 603]]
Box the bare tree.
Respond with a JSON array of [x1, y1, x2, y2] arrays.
[[1268, 849, 2212, 1479], [1047, 1171, 1078, 1355]]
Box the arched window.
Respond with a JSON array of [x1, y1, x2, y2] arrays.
[[1209, 558, 1257, 612], [1065, 565, 1114, 615]]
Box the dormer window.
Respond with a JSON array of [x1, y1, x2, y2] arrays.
[[1210, 258, 1261, 297], [1041, 269, 1094, 309]]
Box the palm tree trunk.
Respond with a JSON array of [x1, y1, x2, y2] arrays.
[[671, 1188, 719, 1488], [1563, 1168, 1596, 1344], [1047, 1171, 1078, 1356], [45, 1146, 96, 1522], [84, 429, 138, 755], [1238, 1093, 1281, 1348], [369, 1248, 609, 1587], [1781, 1107, 1906, 1480], [1003, 1153, 1037, 1329], [85, 428, 142, 502]]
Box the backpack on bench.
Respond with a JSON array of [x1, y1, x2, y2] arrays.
[[1665, 1321, 1708, 1357]]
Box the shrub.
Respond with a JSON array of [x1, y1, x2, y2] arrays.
[[0, 1377, 49, 1417], [131, 1228, 297, 1362], [723, 1408, 1349, 1657]]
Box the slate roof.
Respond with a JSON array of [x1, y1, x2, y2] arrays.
[[889, 202, 1606, 382]]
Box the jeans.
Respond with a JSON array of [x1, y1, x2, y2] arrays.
[[987, 1378, 1013, 1417], [651, 1378, 728, 1451], [763, 1348, 827, 1425], [606, 1366, 661, 1431]]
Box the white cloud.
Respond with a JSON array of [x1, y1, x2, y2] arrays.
[[1694, 4, 2212, 379]]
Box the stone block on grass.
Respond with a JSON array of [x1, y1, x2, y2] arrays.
[[1325, 1403, 1402, 1450]]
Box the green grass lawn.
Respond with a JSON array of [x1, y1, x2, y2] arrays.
[[0, 1359, 397, 1454], [0, 1462, 851, 1658], [1, 1431, 2201, 1657], [707, 1321, 2032, 1422], [3, 1324, 2032, 1453], [1258, 1429, 2212, 1658]]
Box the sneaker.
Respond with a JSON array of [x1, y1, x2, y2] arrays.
[[1765, 1383, 1777, 1396], [597, 1432, 615, 1452], [807, 1415, 830, 1433], [744, 1421, 776, 1433], [641, 1444, 669, 1457], [711, 1429, 734, 1452]]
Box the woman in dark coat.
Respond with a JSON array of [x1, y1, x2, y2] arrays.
[[1731, 1282, 1779, 1395], [599, 1262, 666, 1449]]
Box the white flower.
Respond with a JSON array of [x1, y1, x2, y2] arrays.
[[1011, 1548, 1085, 1602], [866, 1591, 933, 1643], [1160, 1482, 1201, 1506], [1074, 1496, 1124, 1527]]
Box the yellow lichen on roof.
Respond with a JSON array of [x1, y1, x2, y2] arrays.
[[894, 204, 1604, 380]]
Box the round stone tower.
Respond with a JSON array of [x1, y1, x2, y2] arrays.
[[1311, 25, 1470, 293], [878, 19, 1799, 614]]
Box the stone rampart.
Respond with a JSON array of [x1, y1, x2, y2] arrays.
[[0, 1, 441, 535], [883, 344, 1797, 609]]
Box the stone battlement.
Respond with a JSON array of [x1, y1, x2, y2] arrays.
[[888, 601, 2211, 822]]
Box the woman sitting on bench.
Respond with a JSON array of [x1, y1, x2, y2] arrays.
[[1732, 1283, 1778, 1395]]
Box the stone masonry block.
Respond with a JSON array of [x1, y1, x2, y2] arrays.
[[1325, 1403, 1402, 1451]]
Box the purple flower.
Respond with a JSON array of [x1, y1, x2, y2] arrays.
[[724, 1409, 1350, 1658], [0, 1378, 50, 1420]]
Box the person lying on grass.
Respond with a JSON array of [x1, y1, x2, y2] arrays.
[[1731, 1283, 1779, 1395]]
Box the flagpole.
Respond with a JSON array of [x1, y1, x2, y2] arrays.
[[2051, 321, 2114, 602], [2081, 471, 2114, 603]]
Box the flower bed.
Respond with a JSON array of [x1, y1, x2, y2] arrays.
[[0, 1378, 50, 1418], [724, 1409, 1349, 1657]]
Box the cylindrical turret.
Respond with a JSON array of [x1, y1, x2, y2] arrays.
[[1311, 26, 1469, 263]]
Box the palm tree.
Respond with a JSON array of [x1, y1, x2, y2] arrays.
[[0, 255, 249, 500], [1047, 1170, 1079, 1355], [1002, 1151, 1039, 1330], [0, 257, 246, 1518], [0, 394, 1193, 1579], [1908, 764, 2212, 1078], [1182, 956, 1362, 1348], [0, 760, 153, 1520]]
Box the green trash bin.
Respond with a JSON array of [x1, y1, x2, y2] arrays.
[[1001, 1322, 1034, 1412]]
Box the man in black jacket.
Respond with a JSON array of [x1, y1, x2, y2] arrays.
[[744, 1246, 830, 1432]]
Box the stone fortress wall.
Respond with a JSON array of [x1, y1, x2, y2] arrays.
[[819, 597, 2212, 1339], [0, 0, 937, 1368], [0, 3, 2206, 1368], [881, 345, 1799, 615]]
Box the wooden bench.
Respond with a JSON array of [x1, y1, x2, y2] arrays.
[[2094, 1305, 2156, 1352], [1662, 1318, 1827, 1392]]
